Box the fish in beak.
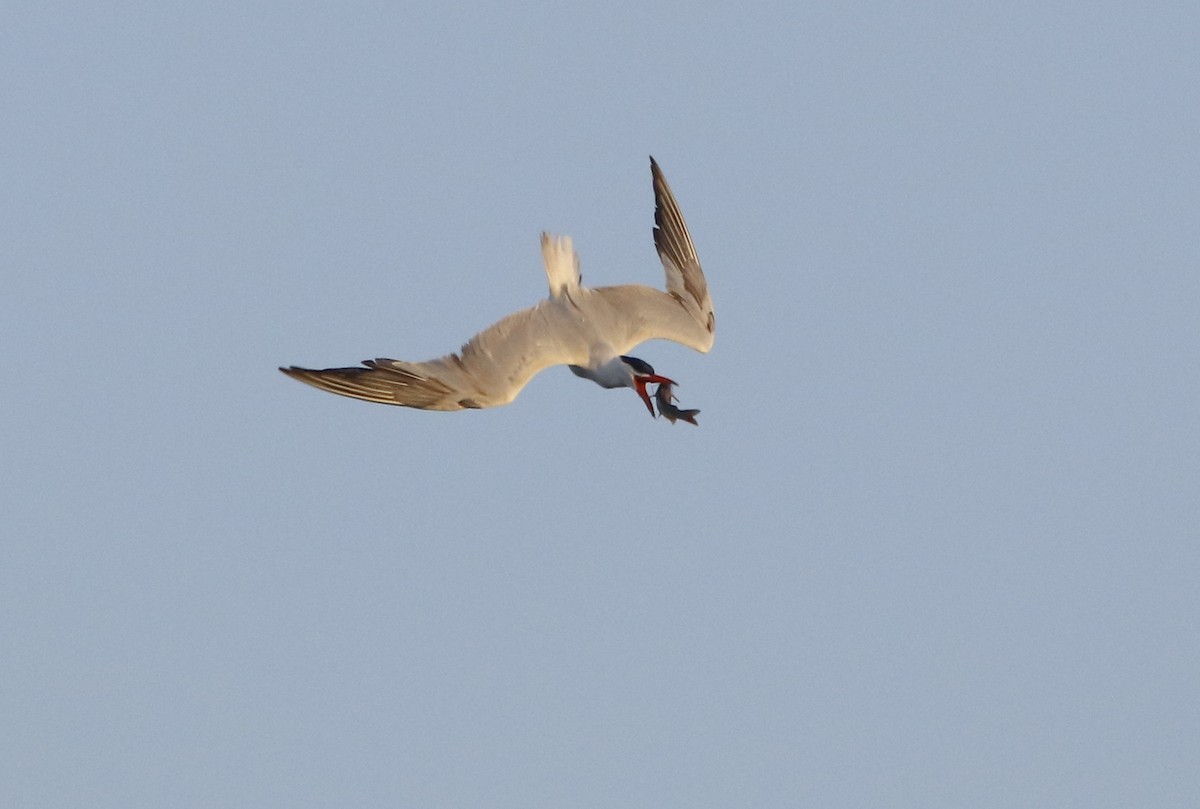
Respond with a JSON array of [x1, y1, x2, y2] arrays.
[[653, 381, 700, 425], [635, 373, 676, 417]]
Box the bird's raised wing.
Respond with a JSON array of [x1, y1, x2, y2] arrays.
[[651, 157, 713, 338], [280, 296, 591, 410], [586, 157, 715, 355]]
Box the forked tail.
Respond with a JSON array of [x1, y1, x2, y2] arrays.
[[540, 233, 582, 298]]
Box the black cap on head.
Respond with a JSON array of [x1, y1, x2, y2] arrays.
[[620, 355, 656, 376]]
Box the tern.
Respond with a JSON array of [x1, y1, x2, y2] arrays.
[[280, 157, 714, 418]]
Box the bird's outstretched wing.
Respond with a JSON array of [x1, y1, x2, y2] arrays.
[[590, 156, 715, 354], [281, 295, 591, 410]]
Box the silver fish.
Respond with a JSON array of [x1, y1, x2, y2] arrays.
[[654, 381, 700, 426]]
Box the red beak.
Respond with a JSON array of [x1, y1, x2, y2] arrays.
[[634, 374, 676, 417]]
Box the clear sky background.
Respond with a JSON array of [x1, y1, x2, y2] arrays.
[[3, 2, 1197, 807]]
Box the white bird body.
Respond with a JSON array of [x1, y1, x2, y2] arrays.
[[281, 157, 713, 417]]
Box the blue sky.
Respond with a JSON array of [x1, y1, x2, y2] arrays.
[[3, 2, 1198, 806]]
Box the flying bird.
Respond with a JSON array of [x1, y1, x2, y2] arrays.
[[280, 157, 714, 418]]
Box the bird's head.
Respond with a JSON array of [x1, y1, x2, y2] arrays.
[[620, 355, 675, 417]]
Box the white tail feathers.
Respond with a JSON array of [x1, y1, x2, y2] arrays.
[[540, 232, 581, 298]]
